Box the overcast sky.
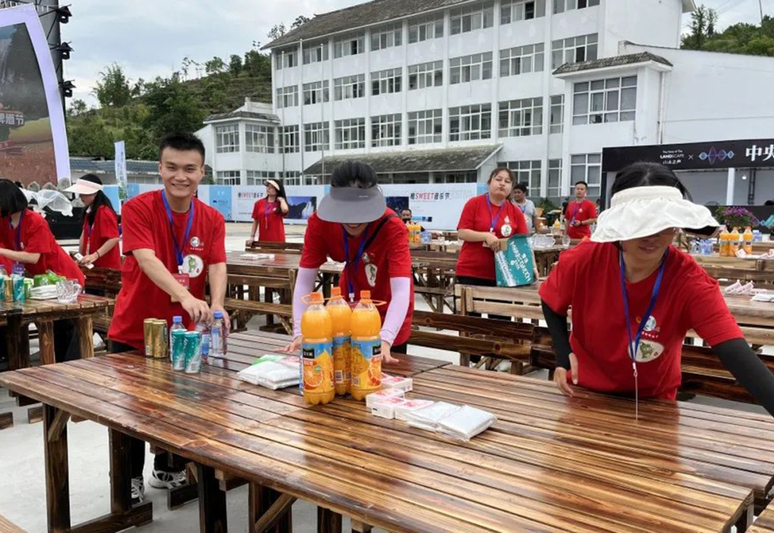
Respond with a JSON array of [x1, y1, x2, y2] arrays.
[[61, 0, 770, 107]]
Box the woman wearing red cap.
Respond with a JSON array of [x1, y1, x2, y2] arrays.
[[246, 179, 288, 245]]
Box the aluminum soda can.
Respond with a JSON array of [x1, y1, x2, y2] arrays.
[[143, 319, 155, 357], [171, 330, 187, 371], [183, 331, 202, 374], [23, 278, 32, 299], [3, 278, 12, 303], [12, 277, 25, 302], [152, 319, 168, 359]]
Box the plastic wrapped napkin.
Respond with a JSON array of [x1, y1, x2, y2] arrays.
[[437, 405, 497, 442], [237, 355, 299, 390], [403, 402, 461, 431]]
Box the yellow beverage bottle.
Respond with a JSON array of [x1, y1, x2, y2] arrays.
[[327, 287, 352, 396], [730, 227, 740, 256], [743, 226, 754, 254], [301, 292, 335, 405], [411, 222, 421, 243], [350, 290, 382, 401], [719, 226, 730, 257]]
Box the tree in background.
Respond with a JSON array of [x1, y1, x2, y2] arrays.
[[94, 64, 133, 108], [291, 15, 310, 30], [205, 56, 226, 76], [683, 6, 774, 57], [229, 54, 243, 76], [142, 74, 205, 136], [267, 23, 286, 41]]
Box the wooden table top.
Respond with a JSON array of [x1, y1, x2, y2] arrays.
[[1, 329, 771, 531], [751, 503, 774, 532], [0, 294, 111, 317], [226, 251, 343, 276]]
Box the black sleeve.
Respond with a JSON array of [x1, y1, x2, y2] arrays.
[[713, 338, 774, 418], [541, 300, 572, 370]]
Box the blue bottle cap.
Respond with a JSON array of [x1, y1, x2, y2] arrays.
[[172, 316, 183, 323], [213, 311, 223, 319]]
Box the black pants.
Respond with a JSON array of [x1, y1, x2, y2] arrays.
[[109, 340, 188, 479], [0, 319, 80, 364]]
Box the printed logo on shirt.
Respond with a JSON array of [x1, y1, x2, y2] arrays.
[[501, 224, 512, 237], [643, 316, 657, 333], [182, 254, 205, 278], [365, 264, 378, 287], [634, 340, 665, 363], [190, 236, 201, 248]]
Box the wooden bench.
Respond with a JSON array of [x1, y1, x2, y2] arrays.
[[246, 241, 304, 254], [751, 502, 774, 533], [0, 514, 24, 533]]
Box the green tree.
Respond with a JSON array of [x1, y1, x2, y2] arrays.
[[142, 75, 205, 136], [205, 56, 226, 76], [67, 99, 88, 117], [291, 15, 310, 30], [229, 54, 243, 76], [267, 23, 286, 41], [94, 64, 133, 107], [683, 7, 774, 58]]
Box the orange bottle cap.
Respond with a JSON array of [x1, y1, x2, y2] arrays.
[[331, 287, 342, 297], [309, 292, 324, 303], [360, 290, 371, 300]]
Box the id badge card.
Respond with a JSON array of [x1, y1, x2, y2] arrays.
[[171, 272, 190, 303]]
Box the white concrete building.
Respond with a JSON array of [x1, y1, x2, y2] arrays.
[[242, 0, 774, 204]]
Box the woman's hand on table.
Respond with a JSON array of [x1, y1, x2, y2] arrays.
[[554, 352, 578, 397], [246, 238, 254, 247], [280, 336, 302, 354], [78, 253, 98, 266], [381, 340, 399, 364]]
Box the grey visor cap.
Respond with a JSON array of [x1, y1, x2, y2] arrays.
[[317, 186, 387, 224]]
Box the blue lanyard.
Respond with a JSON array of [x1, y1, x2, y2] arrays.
[[619, 248, 668, 364], [342, 225, 370, 301], [9, 210, 24, 251], [486, 194, 504, 232], [571, 201, 582, 223], [161, 191, 195, 267]]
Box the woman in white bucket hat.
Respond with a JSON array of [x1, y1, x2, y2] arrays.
[[539, 162, 774, 416], [65, 174, 121, 270]]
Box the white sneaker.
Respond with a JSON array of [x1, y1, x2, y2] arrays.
[[131, 477, 145, 504], [148, 469, 187, 489]]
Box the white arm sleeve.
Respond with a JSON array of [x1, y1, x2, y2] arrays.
[[292, 267, 319, 339], [381, 277, 412, 346]]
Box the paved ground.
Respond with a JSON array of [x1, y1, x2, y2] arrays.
[[0, 221, 768, 532]]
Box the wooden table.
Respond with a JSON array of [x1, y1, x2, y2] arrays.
[[751, 503, 774, 532], [2, 331, 771, 532], [693, 255, 774, 286]]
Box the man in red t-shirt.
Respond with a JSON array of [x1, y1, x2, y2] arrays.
[[565, 181, 597, 240], [107, 132, 228, 504]]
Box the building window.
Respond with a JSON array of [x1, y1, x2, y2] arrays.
[[303, 81, 329, 105], [304, 122, 330, 152], [409, 15, 444, 43], [408, 61, 443, 90], [501, 0, 546, 24], [276, 86, 299, 108], [334, 32, 365, 58], [571, 153, 602, 196], [334, 74, 365, 101], [335, 118, 366, 150], [507, 161, 542, 197], [550, 95, 564, 134], [215, 171, 241, 185], [552, 33, 598, 69], [246, 170, 277, 186], [371, 68, 402, 96], [280, 125, 299, 153], [282, 171, 301, 186], [275, 49, 297, 70], [408, 109, 443, 145], [498, 97, 543, 138], [440, 172, 478, 183], [554, 0, 600, 14], [303, 41, 328, 64], [245, 125, 275, 153], [548, 159, 562, 199], [371, 114, 402, 147], [573, 76, 637, 125], [371, 23, 402, 51], [215, 125, 239, 153], [449, 104, 492, 142], [450, 52, 493, 84], [450, 1, 494, 35], [500, 44, 544, 77]]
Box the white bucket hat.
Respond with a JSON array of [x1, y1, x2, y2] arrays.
[[64, 178, 103, 195], [592, 186, 719, 243]]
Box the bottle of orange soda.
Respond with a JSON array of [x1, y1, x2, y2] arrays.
[[301, 292, 335, 405], [743, 226, 754, 254], [730, 227, 740, 256], [326, 287, 352, 396], [350, 290, 382, 401], [719, 226, 730, 257]]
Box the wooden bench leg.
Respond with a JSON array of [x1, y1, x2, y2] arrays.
[[76, 316, 95, 359], [38, 319, 56, 366], [249, 482, 292, 533], [27, 405, 43, 424], [735, 504, 754, 533], [7, 314, 34, 405], [350, 520, 372, 533], [317, 507, 342, 533], [43, 404, 71, 532], [198, 464, 227, 533], [0, 412, 12, 430]]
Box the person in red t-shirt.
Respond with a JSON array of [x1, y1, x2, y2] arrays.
[[281, 161, 414, 363], [106, 133, 229, 504], [564, 181, 597, 240], [247, 179, 288, 245], [0, 179, 86, 363], [456, 167, 529, 286], [65, 174, 122, 272], [540, 162, 774, 418]]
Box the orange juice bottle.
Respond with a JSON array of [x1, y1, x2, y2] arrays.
[[719, 226, 730, 256], [350, 290, 382, 401], [730, 227, 740, 256], [743, 226, 754, 254], [301, 293, 335, 405], [326, 287, 352, 396]]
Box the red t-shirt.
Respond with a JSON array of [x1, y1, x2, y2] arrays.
[[0, 210, 84, 285], [82, 205, 121, 269], [455, 194, 529, 280], [108, 191, 227, 349], [300, 209, 414, 346], [539, 242, 743, 400], [565, 199, 597, 239], [252, 198, 286, 243]]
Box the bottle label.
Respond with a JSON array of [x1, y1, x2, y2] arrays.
[[302, 341, 334, 394], [351, 339, 381, 389], [332, 335, 351, 385]]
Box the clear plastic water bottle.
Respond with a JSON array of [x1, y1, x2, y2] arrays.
[[169, 316, 186, 359], [210, 311, 227, 357], [196, 320, 211, 363]]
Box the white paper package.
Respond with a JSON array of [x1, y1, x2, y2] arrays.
[[237, 357, 299, 390], [402, 402, 462, 431], [437, 405, 497, 441]]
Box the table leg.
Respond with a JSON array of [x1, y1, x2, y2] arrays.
[[317, 508, 342, 533], [38, 319, 55, 366], [198, 463, 227, 533], [249, 483, 292, 533], [43, 404, 71, 532], [0, 412, 13, 430], [7, 314, 34, 405], [76, 316, 94, 359]]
